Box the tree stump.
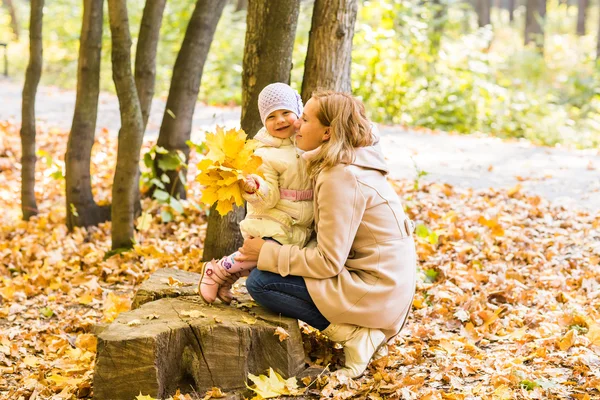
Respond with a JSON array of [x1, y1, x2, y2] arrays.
[[131, 267, 202, 309], [94, 269, 306, 399]]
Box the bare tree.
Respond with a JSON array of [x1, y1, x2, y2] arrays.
[[135, 0, 167, 130], [107, 0, 145, 250], [525, 0, 544, 50], [65, 0, 110, 230], [301, 0, 358, 103], [153, 0, 227, 200], [577, 0, 588, 35], [202, 0, 300, 261], [20, 0, 44, 220]]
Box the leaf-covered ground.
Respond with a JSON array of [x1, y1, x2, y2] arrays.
[[0, 121, 599, 399]]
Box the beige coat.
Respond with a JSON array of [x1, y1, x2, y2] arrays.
[[240, 128, 314, 246], [257, 142, 416, 339]]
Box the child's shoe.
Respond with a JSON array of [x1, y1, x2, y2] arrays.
[[197, 259, 229, 303]]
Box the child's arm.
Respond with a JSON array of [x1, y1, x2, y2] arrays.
[[241, 157, 280, 209]]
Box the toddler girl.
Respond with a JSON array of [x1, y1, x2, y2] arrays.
[[198, 83, 314, 304]]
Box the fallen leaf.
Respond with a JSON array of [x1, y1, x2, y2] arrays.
[[241, 316, 257, 325], [274, 327, 290, 342], [181, 310, 206, 319]]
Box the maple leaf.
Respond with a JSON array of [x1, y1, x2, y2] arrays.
[[102, 292, 131, 322], [135, 393, 156, 400], [274, 327, 290, 342], [195, 127, 262, 216], [202, 387, 225, 400], [247, 368, 305, 399]]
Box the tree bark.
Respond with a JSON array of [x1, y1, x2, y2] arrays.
[[577, 0, 588, 35], [539, 0, 547, 18], [597, 4, 600, 60], [525, 0, 543, 49], [476, 0, 491, 27], [2, 0, 20, 39], [240, 0, 300, 138], [20, 0, 44, 220], [300, 0, 357, 103], [203, 0, 300, 262], [235, 0, 248, 12], [135, 0, 167, 130], [108, 0, 145, 250], [155, 0, 227, 200], [65, 0, 110, 230]]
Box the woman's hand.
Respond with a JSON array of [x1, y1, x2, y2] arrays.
[[235, 237, 266, 262]]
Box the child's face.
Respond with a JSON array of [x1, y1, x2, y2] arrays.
[[265, 109, 298, 139]]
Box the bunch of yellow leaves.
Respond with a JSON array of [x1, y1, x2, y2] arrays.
[[196, 127, 263, 215]]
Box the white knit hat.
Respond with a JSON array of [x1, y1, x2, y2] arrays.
[[258, 83, 303, 125]]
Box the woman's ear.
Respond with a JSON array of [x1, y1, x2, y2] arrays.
[[323, 129, 331, 141]]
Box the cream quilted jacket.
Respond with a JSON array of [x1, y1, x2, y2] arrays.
[[240, 128, 314, 246]]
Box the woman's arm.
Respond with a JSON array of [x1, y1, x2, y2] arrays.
[[252, 167, 366, 279]]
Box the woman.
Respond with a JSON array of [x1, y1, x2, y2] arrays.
[[236, 91, 417, 378]]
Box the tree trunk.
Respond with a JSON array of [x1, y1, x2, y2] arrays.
[[476, 0, 491, 27], [203, 0, 300, 262], [240, 0, 300, 138], [430, 0, 447, 56], [577, 0, 588, 35], [508, 0, 515, 22], [154, 0, 227, 200], [235, 0, 248, 12], [66, 0, 110, 230], [20, 0, 44, 220], [108, 0, 145, 250], [135, 0, 167, 130], [300, 0, 357, 103], [2, 0, 20, 39], [65, 0, 110, 230], [525, 0, 543, 49], [597, 4, 600, 60], [539, 0, 546, 18]]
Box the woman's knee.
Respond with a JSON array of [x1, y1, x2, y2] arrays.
[[245, 269, 265, 297]]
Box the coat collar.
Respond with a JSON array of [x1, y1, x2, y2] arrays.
[[254, 127, 292, 148]]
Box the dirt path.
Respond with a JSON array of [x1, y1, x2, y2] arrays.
[[2, 77, 599, 210]]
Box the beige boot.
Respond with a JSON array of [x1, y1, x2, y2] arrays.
[[322, 324, 386, 378]]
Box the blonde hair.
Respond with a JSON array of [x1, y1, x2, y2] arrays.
[[306, 91, 374, 179]]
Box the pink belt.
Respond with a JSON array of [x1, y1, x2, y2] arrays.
[[279, 188, 313, 201]]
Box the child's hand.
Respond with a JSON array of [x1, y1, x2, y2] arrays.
[[240, 175, 258, 193]]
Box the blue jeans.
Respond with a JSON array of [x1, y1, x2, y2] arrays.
[[246, 269, 330, 331]]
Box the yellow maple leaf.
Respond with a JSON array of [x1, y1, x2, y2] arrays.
[[195, 127, 262, 216], [202, 387, 224, 400], [75, 333, 97, 352], [215, 200, 234, 216], [558, 329, 577, 351], [102, 292, 131, 322], [586, 322, 600, 346], [247, 368, 304, 399], [135, 393, 156, 400]]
